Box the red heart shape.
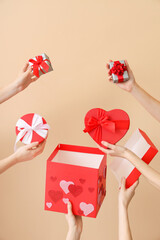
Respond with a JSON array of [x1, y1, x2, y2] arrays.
[[68, 185, 83, 197], [84, 108, 130, 146], [48, 190, 63, 203], [50, 176, 57, 182], [88, 187, 95, 193], [79, 178, 86, 184]]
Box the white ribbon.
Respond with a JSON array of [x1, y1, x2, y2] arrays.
[[14, 113, 50, 151]]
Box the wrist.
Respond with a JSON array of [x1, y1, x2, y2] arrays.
[[130, 81, 139, 95], [118, 199, 128, 210], [13, 78, 23, 93], [67, 229, 81, 240]]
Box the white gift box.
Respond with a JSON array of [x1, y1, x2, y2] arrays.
[[109, 129, 158, 188]]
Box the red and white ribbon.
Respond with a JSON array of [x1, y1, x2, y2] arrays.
[[15, 113, 50, 151]]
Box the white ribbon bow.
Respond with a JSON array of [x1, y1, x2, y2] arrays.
[[14, 113, 50, 151]]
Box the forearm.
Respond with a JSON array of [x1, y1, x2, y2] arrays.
[[66, 229, 81, 240], [0, 81, 20, 104], [118, 202, 132, 240], [0, 153, 17, 174], [131, 83, 160, 122], [125, 150, 160, 190]]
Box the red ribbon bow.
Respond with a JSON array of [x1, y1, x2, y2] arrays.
[[29, 55, 50, 77], [110, 61, 127, 82], [83, 111, 115, 143], [84, 115, 115, 133]]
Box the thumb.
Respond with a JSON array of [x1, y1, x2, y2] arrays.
[[120, 177, 126, 191], [26, 142, 39, 150], [130, 180, 139, 191], [67, 201, 73, 217]]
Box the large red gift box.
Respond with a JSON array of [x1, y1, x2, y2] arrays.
[[109, 129, 158, 188], [45, 144, 107, 218]]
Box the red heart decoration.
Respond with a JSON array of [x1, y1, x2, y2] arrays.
[[68, 185, 83, 197], [50, 176, 57, 182], [79, 178, 86, 184], [88, 187, 95, 193], [78, 209, 84, 215], [48, 190, 63, 203], [84, 108, 130, 146]]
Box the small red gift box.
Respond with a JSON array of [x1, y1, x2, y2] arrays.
[[45, 144, 107, 218], [15, 113, 49, 150], [109, 60, 129, 83], [28, 53, 53, 78], [109, 129, 158, 188]]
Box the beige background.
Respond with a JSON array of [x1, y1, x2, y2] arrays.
[[0, 0, 160, 239]]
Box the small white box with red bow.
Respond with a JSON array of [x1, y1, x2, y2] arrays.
[[109, 60, 129, 83], [28, 53, 53, 78]]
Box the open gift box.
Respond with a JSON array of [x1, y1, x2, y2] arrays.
[[109, 129, 158, 188], [45, 144, 107, 218]]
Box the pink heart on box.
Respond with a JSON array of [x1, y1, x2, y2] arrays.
[[46, 202, 52, 208], [60, 180, 74, 194], [62, 198, 69, 204], [79, 202, 94, 216]]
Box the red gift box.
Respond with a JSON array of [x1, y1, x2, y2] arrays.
[[84, 108, 130, 147], [15, 113, 50, 150], [109, 129, 158, 188], [109, 60, 129, 83], [45, 144, 107, 218]]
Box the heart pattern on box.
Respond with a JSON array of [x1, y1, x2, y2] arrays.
[[46, 202, 52, 208], [60, 180, 74, 194], [48, 190, 63, 203], [62, 198, 69, 204], [68, 185, 83, 197], [50, 176, 57, 182], [79, 178, 86, 184], [88, 187, 95, 193], [79, 202, 94, 216], [84, 108, 130, 146]]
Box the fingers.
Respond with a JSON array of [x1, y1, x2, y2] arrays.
[[26, 141, 39, 150], [124, 60, 132, 74], [32, 140, 46, 156], [22, 62, 29, 72], [31, 76, 39, 82], [120, 177, 126, 191], [101, 141, 114, 149], [98, 145, 114, 155], [130, 180, 139, 191], [67, 201, 73, 217]]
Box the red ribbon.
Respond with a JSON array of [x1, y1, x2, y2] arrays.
[[110, 61, 127, 83], [29, 55, 50, 77], [84, 115, 115, 133]]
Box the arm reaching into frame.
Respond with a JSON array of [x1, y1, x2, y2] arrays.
[[0, 62, 38, 104], [98, 141, 160, 190], [118, 177, 139, 240], [65, 202, 83, 240], [0, 141, 46, 174], [107, 60, 160, 122]]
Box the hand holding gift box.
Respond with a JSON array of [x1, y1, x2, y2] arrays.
[[83, 108, 130, 147], [109, 129, 158, 188], [15, 113, 50, 150], [28, 53, 53, 78], [109, 60, 129, 83], [45, 144, 107, 218]]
